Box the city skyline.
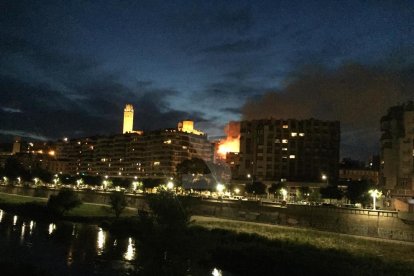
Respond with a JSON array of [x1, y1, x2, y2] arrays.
[[1, 1, 414, 160]]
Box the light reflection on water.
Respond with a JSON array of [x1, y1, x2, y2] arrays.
[[20, 222, 26, 242], [48, 223, 56, 235], [212, 267, 223, 276], [0, 208, 223, 275], [96, 227, 105, 255], [29, 220, 35, 235], [123, 237, 136, 261]]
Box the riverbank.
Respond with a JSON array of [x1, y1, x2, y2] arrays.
[[0, 192, 136, 223], [1, 192, 414, 275]]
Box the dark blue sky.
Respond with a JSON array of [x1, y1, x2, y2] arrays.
[[1, 0, 414, 159]]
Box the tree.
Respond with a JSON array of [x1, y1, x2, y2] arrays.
[[146, 191, 191, 231], [345, 180, 372, 205], [245, 181, 267, 195], [268, 182, 286, 194], [3, 157, 30, 181], [109, 191, 127, 218], [176, 158, 211, 175], [47, 189, 82, 216], [142, 178, 163, 190], [320, 185, 343, 202]]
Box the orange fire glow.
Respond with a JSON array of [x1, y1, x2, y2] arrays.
[[217, 136, 240, 159]]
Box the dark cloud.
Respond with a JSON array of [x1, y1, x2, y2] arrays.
[[242, 63, 414, 159], [202, 37, 270, 54], [221, 107, 242, 115], [167, 5, 254, 35], [0, 74, 210, 142]]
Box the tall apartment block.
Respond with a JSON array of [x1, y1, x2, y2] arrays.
[[238, 119, 340, 182], [380, 102, 414, 197], [53, 121, 212, 179]]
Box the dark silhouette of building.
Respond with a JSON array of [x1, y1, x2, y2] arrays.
[[238, 118, 340, 182]]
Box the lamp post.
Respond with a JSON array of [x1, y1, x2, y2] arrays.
[[216, 183, 225, 194], [369, 189, 382, 210], [321, 174, 328, 185], [167, 181, 174, 190]]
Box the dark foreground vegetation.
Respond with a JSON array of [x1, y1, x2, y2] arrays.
[[1, 191, 414, 275]]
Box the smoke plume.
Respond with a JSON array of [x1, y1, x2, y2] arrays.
[[242, 63, 414, 159]]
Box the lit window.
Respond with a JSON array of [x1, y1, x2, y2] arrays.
[[299, 133, 305, 137], [282, 147, 288, 151], [164, 140, 172, 144], [289, 155, 296, 159], [283, 125, 289, 129], [291, 132, 297, 137], [282, 139, 288, 144], [182, 146, 187, 149], [154, 161, 160, 166]]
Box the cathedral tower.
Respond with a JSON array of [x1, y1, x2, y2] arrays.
[[123, 104, 134, 133]]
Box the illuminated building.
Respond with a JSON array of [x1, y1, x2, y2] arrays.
[[54, 121, 212, 179], [380, 102, 414, 198], [177, 120, 204, 135], [123, 104, 134, 134], [12, 137, 21, 154], [143, 126, 212, 177], [238, 118, 340, 182]]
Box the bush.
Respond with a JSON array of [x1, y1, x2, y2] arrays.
[[109, 191, 127, 218], [47, 189, 82, 216], [146, 191, 192, 231]]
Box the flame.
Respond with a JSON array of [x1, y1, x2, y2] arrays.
[[217, 136, 240, 159]]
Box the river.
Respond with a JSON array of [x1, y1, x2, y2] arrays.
[[0, 209, 225, 275]]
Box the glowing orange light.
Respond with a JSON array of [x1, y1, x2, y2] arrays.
[[217, 136, 240, 159], [48, 150, 55, 156]]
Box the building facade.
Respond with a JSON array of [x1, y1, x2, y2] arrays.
[[380, 102, 414, 197], [54, 121, 213, 179], [238, 118, 340, 182]]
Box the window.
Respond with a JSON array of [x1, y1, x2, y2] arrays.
[[289, 155, 296, 159], [283, 125, 289, 129], [291, 132, 297, 137], [282, 139, 288, 144]]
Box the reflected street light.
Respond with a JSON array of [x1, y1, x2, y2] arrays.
[[369, 189, 382, 210], [280, 188, 287, 201]]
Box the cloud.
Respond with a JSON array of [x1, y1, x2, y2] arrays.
[[202, 37, 270, 54], [242, 63, 414, 159], [1, 107, 22, 113]]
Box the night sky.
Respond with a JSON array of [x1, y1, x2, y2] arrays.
[[1, 0, 414, 159]]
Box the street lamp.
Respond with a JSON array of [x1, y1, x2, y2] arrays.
[[369, 189, 382, 210], [216, 183, 225, 194], [17, 177, 21, 184], [167, 181, 174, 190], [33, 178, 39, 185], [234, 188, 240, 195]]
